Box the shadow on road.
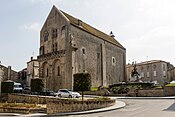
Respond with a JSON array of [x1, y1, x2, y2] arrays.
[[164, 103, 175, 112]]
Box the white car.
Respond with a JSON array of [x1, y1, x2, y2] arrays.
[[13, 82, 23, 93], [56, 89, 81, 98]]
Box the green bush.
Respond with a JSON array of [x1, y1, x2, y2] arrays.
[[31, 78, 45, 93], [110, 82, 155, 94], [165, 83, 175, 87], [91, 87, 98, 91], [1, 81, 14, 93]]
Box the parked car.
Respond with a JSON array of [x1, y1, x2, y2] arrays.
[[39, 91, 56, 97], [13, 82, 23, 93], [22, 87, 31, 94], [56, 89, 81, 98]]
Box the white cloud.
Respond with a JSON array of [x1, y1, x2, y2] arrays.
[[23, 22, 41, 32], [28, 0, 59, 5], [48, 0, 57, 5], [4, 0, 175, 70], [123, 25, 175, 64]]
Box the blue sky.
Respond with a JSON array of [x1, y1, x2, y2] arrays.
[[1, 0, 175, 71]]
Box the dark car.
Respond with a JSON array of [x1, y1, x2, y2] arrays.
[[39, 91, 56, 97], [22, 87, 31, 94]]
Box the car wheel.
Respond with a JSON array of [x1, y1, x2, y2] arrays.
[[58, 94, 61, 97], [68, 95, 72, 98]]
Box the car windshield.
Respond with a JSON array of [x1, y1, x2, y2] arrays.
[[68, 89, 73, 92], [14, 85, 22, 88]]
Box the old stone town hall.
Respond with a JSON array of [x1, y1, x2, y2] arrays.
[[38, 6, 126, 91]]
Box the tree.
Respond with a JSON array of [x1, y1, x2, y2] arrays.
[[31, 78, 45, 93], [73, 72, 91, 100]]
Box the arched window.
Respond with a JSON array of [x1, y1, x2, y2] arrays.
[[57, 66, 60, 76]]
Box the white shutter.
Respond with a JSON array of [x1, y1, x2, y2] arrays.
[[153, 71, 157, 76], [147, 72, 150, 77]]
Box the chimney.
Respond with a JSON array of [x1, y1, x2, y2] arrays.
[[31, 57, 33, 61], [109, 31, 115, 38], [7, 66, 11, 80], [78, 19, 82, 27]]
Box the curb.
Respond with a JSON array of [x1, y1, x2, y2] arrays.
[[45, 100, 126, 116], [0, 113, 21, 116], [115, 97, 175, 100]]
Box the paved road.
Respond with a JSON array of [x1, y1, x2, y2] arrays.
[[64, 99, 175, 117]]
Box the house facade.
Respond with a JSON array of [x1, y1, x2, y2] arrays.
[[126, 60, 173, 85], [167, 67, 175, 82], [26, 57, 39, 87], [0, 64, 18, 93], [18, 68, 27, 87], [38, 6, 126, 91], [0, 64, 18, 82]]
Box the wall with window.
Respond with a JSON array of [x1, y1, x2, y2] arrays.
[[27, 59, 39, 87], [39, 7, 67, 55], [38, 7, 68, 91], [126, 61, 171, 85], [70, 25, 126, 87]]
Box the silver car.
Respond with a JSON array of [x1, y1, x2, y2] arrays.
[[56, 89, 81, 98]]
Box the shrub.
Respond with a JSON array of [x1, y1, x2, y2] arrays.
[[1, 81, 14, 93], [110, 82, 155, 94], [165, 83, 175, 87], [91, 87, 98, 91], [31, 78, 45, 93]]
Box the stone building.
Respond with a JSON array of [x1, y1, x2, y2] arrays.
[[167, 67, 175, 82], [38, 6, 126, 91], [0, 64, 18, 82], [0, 64, 18, 92], [126, 60, 173, 85], [18, 68, 27, 87], [26, 57, 39, 87]]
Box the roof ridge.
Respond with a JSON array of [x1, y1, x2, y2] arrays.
[[60, 10, 125, 49]]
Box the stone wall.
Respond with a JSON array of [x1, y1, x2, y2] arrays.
[[0, 107, 46, 114], [137, 89, 164, 97], [135, 86, 175, 97], [0, 94, 56, 104], [47, 99, 115, 114], [38, 6, 69, 91], [164, 86, 175, 96], [71, 25, 126, 87], [0, 94, 115, 114]]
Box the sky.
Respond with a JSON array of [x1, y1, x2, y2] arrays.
[[1, 0, 175, 71]]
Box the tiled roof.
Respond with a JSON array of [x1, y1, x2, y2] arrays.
[[138, 60, 167, 65], [126, 60, 168, 67], [60, 10, 125, 49]]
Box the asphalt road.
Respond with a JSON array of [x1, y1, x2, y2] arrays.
[[64, 99, 175, 117]]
